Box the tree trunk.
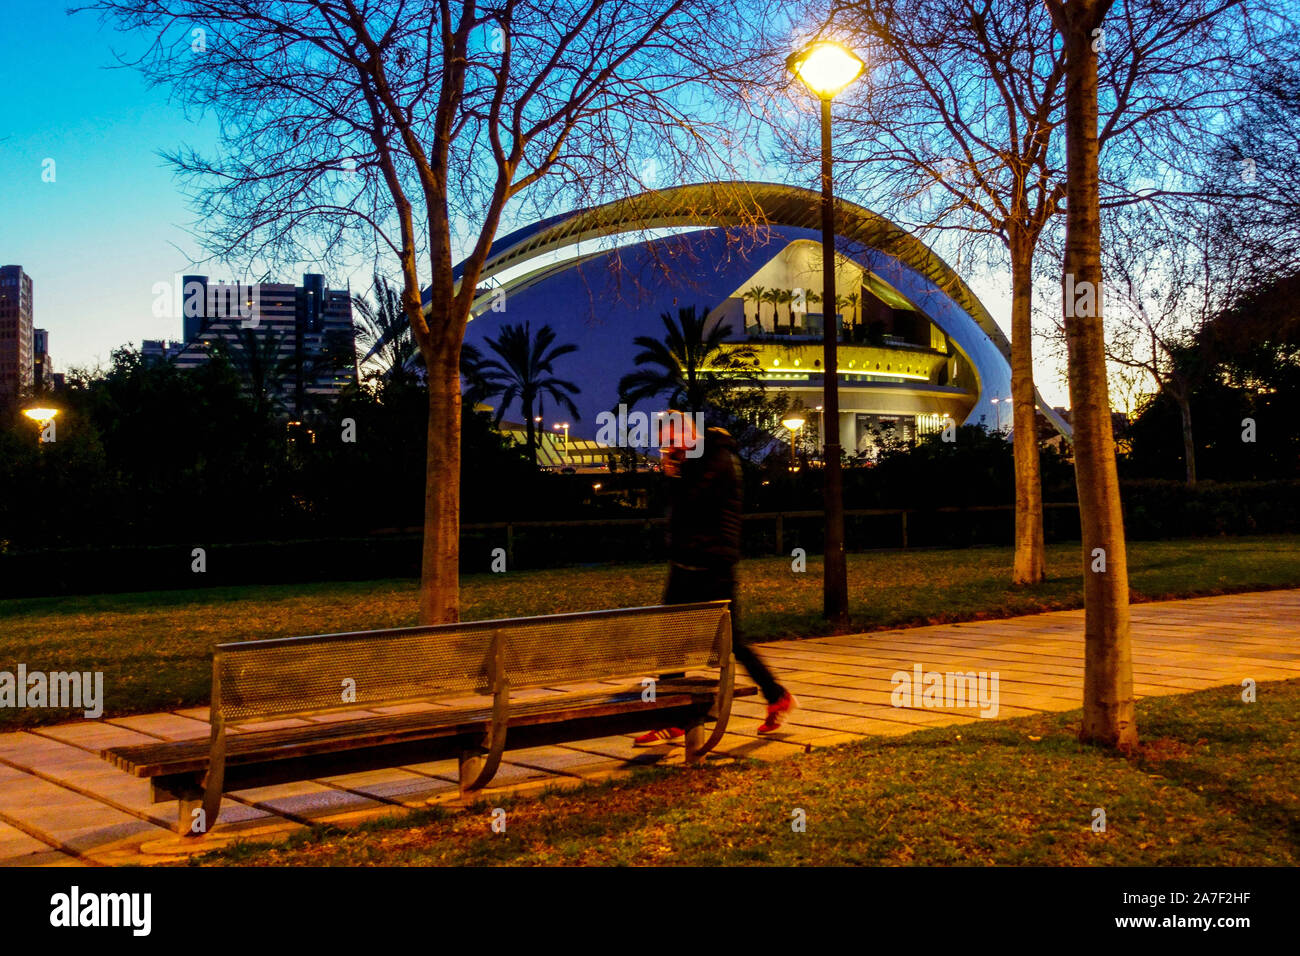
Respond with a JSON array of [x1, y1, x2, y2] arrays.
[[1054, 0, 1137, 749], [420, 336, 463, 626], [525, 397, 537, 466], [1009, 227, 1046, 585], [1175, 387, 1197, 486]]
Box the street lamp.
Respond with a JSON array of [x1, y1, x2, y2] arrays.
[[782, 415, 805, 468], [22, 406, 58, 424], [990, 396, 1010, 433], [22, 405, 59, 443], [553, 422, 570, 460], [788, 38, 864, 625]]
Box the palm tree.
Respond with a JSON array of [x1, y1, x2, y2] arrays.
[[460, 322, 581, 465], [353, 274, 416, 383], [778, 289, 797, 331], [805, 290, 822, 332], [743, 286, 767, 329], [617, 305, 761, 413], [830, 293, 851, 336], [761, 288, 781, 333], [210, 327, 293, 421], [847, 291, 861, 334]]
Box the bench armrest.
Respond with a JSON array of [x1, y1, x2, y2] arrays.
[[459, 631, 509, 792], [695, 608, 735, 756]]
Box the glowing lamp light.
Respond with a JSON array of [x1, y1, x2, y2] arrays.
[[787, 41, 866, 99], [782, 416, 806, 431], [23, 407, 59, 424]]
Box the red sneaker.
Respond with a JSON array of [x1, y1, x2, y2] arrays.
[[758, 692, 797, 734], [634, 727, 685, 746]]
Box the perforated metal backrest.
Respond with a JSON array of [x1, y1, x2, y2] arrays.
[[213, 601, 728, 725]]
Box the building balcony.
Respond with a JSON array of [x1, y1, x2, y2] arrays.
[[723, 338, 975, 391]]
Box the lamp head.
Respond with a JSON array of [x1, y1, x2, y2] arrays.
[[782, 416, 806, 432], [23, 406, 59, 424], [787, 41, 865, 99]]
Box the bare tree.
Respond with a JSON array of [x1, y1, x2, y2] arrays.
[[1101, 203, 1253, 485], [829, 0, 1067, 586], [1212, 38, 1300, 279], [85, 0, 767, 623], [820, 0, 1280, 588]]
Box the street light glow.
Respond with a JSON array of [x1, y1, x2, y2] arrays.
[[23, 407, 59, 423], [787, 41, 865, 99], [782, 416, 806, 431]]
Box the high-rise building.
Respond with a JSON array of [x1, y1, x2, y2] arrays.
[[32, 328, 52, 392], [170, 273, 355, 415], [0, 265, 34, 400], [140, 339, 187, 365]]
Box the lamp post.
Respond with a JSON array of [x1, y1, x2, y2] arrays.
[[554, 422, 570, 461], [782, 415, 805, 469], [788, 39, 864, 625]]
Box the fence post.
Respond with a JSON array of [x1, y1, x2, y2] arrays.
[[901, 510, 908, 550], [775, 513, 784, 555]]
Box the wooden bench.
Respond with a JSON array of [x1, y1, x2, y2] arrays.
[[101, 601, 752, 836]]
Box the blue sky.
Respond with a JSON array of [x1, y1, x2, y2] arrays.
[[1, 2, 231, 370], [0, 2, 1067, 405]]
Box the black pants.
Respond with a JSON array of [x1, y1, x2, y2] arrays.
[[663, 562, 786, 705]]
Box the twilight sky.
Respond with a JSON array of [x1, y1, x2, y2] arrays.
[[0, 1, 1070, 407]]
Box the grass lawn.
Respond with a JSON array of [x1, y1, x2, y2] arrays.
[[190, 678, 1300, 866], [0, 534, 1297, 730]]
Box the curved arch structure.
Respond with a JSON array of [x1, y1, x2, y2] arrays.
[[422, 181, 1068, 452]]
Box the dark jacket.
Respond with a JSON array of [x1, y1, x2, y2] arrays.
[[666, 427, 743, 570]]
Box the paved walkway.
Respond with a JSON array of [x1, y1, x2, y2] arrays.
[[2, 589, 1298, 866]]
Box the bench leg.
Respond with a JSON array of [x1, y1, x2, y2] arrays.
[[459, 751, 484, 794], [460, 749, 505, 797], [178, 788, 203, 837], [684, 722, 707, 767]]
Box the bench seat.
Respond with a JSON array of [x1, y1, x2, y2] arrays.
[[106, 678, 753, 784]]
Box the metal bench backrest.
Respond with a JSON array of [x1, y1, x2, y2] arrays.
[[212, 601, 730, 725]]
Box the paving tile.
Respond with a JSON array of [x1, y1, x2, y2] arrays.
[[107, 713, 211, 740], [230, 780, 384, 821], [320, 767, 458, 805], [558, 735, 682, 765], [171, 707, 212, 722], [0, 820, 56, 863], [0, 770, 162, 856], [399, 759, 461, 782], [0, 734, 99, 774], [502, 744, 621, 775], [32, 722, 157, 753]]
